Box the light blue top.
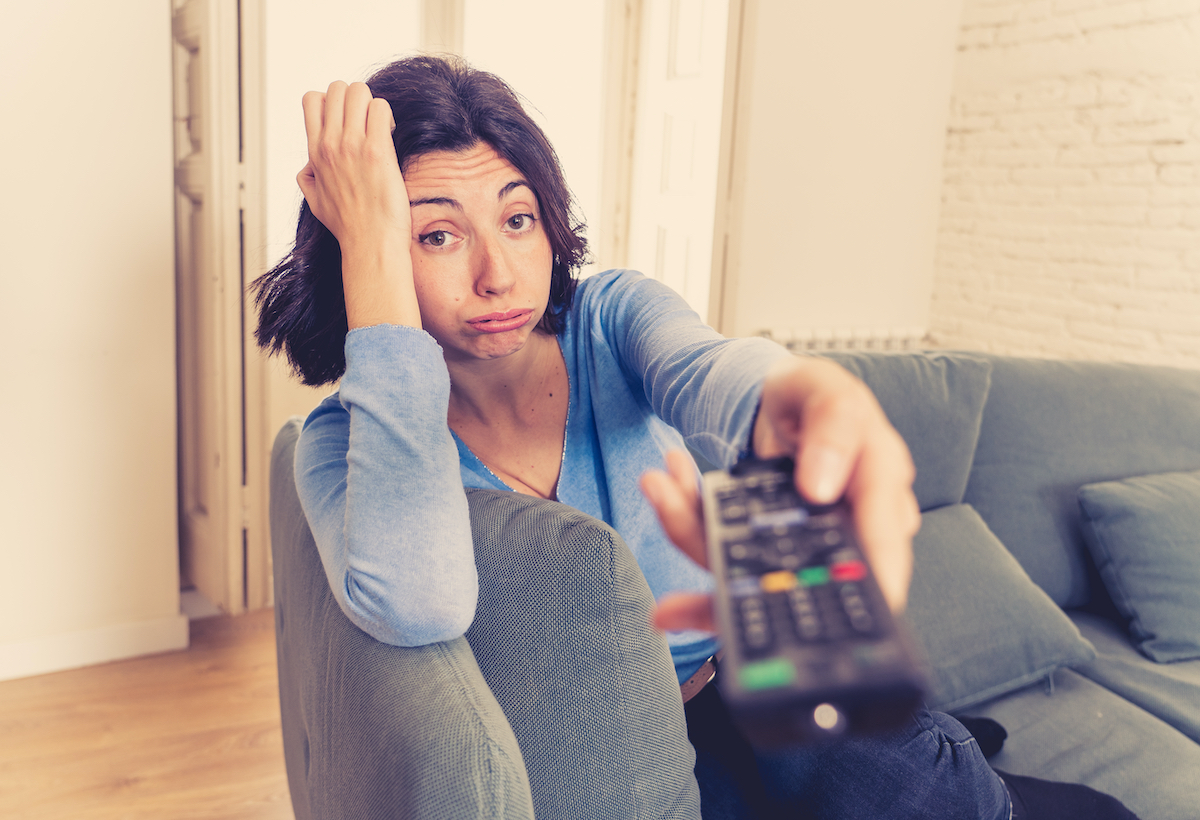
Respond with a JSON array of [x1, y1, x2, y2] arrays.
[[295, 269, 790, 682]]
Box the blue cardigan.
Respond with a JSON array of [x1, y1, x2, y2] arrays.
[[295, 269, 790, 681]]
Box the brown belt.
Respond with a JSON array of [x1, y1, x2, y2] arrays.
[[680, 652, 722, 703]]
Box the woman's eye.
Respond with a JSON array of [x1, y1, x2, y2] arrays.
[[507, 214, 535, 231], [419, 230, 450, 247]]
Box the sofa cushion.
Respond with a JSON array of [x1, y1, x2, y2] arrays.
[[818, 352, 992, 511], [1072, 611, 1200, 744], [968, 668, 1200, 820], [962, 355, 1200, 608], [1077, 470, 1200, 662], [907, 504, 1095, 713]]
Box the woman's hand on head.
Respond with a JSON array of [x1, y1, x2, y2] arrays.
[[299, 81, 421, 329], [640, 356, 920, 634], [299, 82, 408, 246]]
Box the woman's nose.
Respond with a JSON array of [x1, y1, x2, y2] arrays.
[[473, 236, 516, 295]]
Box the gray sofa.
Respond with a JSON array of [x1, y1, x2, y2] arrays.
[[270, 351, 1200, 819]]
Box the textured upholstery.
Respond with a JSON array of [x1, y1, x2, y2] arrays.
[[1072, 611, 1200, 745], [271, 418, 534, 820], [962, 355, 1200, 608], [271, 417, 703, 819], [465, 491, 701, 819], [906, 504, 1094, 713], [968, 668, 1200, 820]]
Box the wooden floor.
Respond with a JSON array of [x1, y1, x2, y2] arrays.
[[0, 609, 293, 820]]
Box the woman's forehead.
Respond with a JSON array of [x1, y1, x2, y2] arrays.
[[404, 143, 527, 196]]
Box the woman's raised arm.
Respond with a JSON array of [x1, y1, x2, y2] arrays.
[[299, 81, 422, 330]]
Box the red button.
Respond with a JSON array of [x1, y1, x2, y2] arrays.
[[831, 560, 868, 583]]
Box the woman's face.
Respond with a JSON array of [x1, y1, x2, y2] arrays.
[[404, 142, 554, 364]]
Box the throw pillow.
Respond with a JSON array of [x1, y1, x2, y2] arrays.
[[1078, 470, 1200, 663], [907, 504, 1096, 712]]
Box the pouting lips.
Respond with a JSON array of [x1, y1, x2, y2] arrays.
[[467, 309, 533, 333]]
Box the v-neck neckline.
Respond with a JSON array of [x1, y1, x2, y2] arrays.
[[450, 336, 572, 501]]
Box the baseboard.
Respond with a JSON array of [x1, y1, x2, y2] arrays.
[[0, 613, 190, 682]]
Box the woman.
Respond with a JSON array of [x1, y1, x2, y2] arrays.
[[254, 55, 1136, 820]]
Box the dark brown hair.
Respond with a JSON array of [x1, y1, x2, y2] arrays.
[[252, 54, 589, 386]]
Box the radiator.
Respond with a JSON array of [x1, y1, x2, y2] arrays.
[[756, 327, 930, 353]]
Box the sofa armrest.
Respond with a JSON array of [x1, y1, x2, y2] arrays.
[[270, 417, 701, 820], [271, 418, 534, 820]]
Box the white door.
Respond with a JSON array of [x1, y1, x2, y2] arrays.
[[626, 0, 731, 323], [173, 0, 271, 613]]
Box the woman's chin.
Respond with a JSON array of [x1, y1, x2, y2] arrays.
[[448, 331, 532, 363]]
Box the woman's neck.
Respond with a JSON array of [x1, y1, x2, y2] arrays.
[[445, 329, 562, 430]]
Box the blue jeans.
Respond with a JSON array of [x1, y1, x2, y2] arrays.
[[686, 678, 1011, 819]]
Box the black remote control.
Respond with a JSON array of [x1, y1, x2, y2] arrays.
[[702, 456, 926, 747]]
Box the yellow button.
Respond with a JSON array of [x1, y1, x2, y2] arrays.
[[760, 571, 798, 592]]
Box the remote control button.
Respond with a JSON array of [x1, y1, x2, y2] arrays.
[[721, 501, 749, 523], [738, 658, 798, 691], [728, 576, 760, 597], [799, 566, 831, 587], [739, 595, 767, 615], [795, 614, 823, 640], [743, 623, 772, 649], [738, 597, 769, 624], [760, 571, 797, 593], [806, 512, 842, 529], [849, 610, 876, 633], [750, 508, 806, 530], [728, 542, 753, 561], [758, 493, 797, 512], [830, 548, 860, 564], [741, 608, 768, 627], [788, 587, 814, 608]]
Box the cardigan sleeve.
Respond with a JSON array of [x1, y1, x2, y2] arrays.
[[293, 324, 478, 646], [585, 270, 793, 468]]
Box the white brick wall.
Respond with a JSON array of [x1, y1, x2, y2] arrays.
[[929, 0, 1200, 369]]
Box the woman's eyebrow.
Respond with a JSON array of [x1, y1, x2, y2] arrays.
[[408, 181, 531, 210], [409, 196, 461, 211], [498, 180, 533, 200]]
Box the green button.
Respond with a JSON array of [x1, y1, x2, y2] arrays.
[[799, 566, 830, 587], [738, 658, 797, 691]]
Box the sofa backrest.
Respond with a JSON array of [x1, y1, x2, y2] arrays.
[[817, 351, 994, 513], [962, 354, 1200, 609]]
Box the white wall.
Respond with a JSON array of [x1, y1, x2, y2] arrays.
[[263, 0, 421, 269], [718, 0, 965, 340], [0, 2, 186, 679], [931, 0, 1200, 368]]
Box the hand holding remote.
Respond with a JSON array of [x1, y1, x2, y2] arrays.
[[700, 456, 926, 747]]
